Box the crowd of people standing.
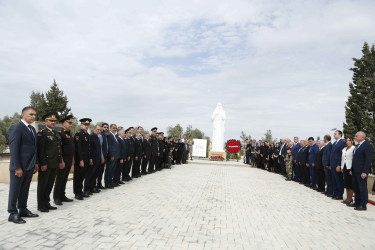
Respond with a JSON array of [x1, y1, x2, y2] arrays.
[[7, 106, 194, 224], [244, 130, 374, 211]]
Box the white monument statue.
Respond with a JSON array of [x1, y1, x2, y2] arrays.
[[211, 103, 226, 152]]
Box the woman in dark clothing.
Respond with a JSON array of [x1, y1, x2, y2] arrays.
[[250, 143, 256, 167], [255, 144, 260, 168], [268, 143, 275, 172], [259, 143, 265, 169], [273, 143, 280, 173], [163, 137, 170, 167]]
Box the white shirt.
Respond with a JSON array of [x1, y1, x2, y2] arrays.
[[21, 119, 35, 136]]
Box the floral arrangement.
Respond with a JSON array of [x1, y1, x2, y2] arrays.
[[209, 156, 225, 161]]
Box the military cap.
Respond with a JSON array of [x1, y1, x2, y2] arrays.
[[128, 126, 134, 130], [151, 127, 157, 131], [42, 112, 58, 121], [125, 128, 131, 133], [79, 118, 92, 125], [159, 132, 164, 135], [60, 115, 74, 123]]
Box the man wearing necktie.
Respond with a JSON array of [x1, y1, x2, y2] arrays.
[[7, 107, 39, 223], [330, 130, 346, 200], [348, 131, 374, 210]]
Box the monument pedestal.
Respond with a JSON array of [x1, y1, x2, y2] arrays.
[[209, 151, 227, 160]]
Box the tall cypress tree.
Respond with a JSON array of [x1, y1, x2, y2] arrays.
[[30, 91, 47, 121], [343, 42, 375, 170]]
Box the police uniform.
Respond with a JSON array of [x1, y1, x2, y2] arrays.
[[37, 112, 62, 212], [73, 118, 91, 200], [53, 115, 75, 205]]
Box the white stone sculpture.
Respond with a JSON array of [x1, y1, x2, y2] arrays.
[[211, 103, 226, 152]]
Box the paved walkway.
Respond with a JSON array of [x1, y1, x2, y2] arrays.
[[0, 163, 374, 249]]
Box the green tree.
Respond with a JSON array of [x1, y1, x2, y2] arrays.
[[262, 129, 276, 143], [0, 113, 22, 145], [44, 80, 72, 119], [185, 124, 206, 139], [30, 91, 47, 121], [343, 42, 375, 170], [0, 132, 6, 155], [167, 124, 183, 138], [239, 131, 251, 143]]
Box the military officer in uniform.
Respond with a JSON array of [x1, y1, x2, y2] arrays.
[[149, 127, 159, 173], [123, 128, 134, 181], [141, 133, 151, 174], [188, 136, 194, 160], [73, 118, 92, 200], [37, 112, 63, 212], [54, 115, 75, 206]]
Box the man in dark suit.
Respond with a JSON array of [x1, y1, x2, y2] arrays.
[[37, 112, 63, 212], [123, 128, 134, 181], [132, 132, 143, 178], [296, 140, 305, 183], [291, 137, 301, 181], [54, 115, 75, 205], [330, 130, 346, 200], [299, 140, 310, 185], [322, 135, 333, 196], [141, 133, 151, 174], [113, 129, 127, 186], [149, 127, 159, 173], [7, 106, 39, 223], [279, 139, 287, 176], [314, 140, 325, 192], [95, 123, 109, 189], [104, 124, 120, 189], [307, 137, 319, 189], [349, 131, 374, 210], [73, 118, 92, 200], [85, 125, 103, 195]]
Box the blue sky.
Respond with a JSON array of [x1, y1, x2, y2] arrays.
[[1, 0, 375, 141]]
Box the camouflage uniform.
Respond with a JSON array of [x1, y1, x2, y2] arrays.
[[285, 154, 293, 179], [187, 138, 194, 159]]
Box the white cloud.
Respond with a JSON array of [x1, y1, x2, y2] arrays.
[[0, 0, 374, 141]]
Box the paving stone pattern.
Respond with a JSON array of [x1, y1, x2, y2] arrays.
[[0, 163, 374, 249]]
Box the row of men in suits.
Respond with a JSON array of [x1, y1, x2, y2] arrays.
[[6, 106, 191, 224]]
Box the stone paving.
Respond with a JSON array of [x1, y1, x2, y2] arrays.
[[0, 163, 374, 250]]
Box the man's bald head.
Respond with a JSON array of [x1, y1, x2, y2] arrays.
[[355, 131, 366, 143]]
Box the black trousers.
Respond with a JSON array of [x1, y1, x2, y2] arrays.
[[95, 161, 106, 186], [149, 154, 156, 172], [177, 151, 183, 164], [141, 155, 149, 173], [123, 159, 132, 180], [316, 167, 325, 191], [37, 167, 57, 208], [8, 168, 34, 214], [113, 159, 123, 183], [172, 151, 177, 164], [182, 151, 187, 163], [54, 157, 72, 200], [298, 163, 304, 182], [279, 156, 286, 175], [84, 164, 97, 192], [353, 172, 368, 207], [132, 157, 141, 176], [155, 156, 161, 170], [73, 163, 87, 195]]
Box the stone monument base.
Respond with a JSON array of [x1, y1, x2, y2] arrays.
[[209, 151, 227, 160]]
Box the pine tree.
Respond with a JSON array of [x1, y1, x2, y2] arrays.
[[44, 80, 72, 119], [343, 42, 375, 170], [30, 91, 47, 121]]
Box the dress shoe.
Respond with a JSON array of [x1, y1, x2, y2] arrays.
[[62, 196, 73, 202], [113, 183, 119, 187], [332, 196, 343, 200], [347, 203, 358, 207], [8, 213, 26, 224], [82, 193, 90, 198], [46, 203, 57, 210], [38, 207, 49, 212], [19, 209, 39, 218], [354, 205, 367, 211], [75, 194, 84, 200], [97, 184, 105, 189], [326, 194, 334, 197], [119, 181, 125, 184], [105, 185, 114, 189], [54, 199, 63, 206], [91, 188, 101, 193], [342, 199, 353, 205]]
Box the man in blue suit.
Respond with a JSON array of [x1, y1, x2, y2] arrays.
[[7, 106, 39, 223], [291, 137, 301, 181], [113, 129, 127, 186], [330, 130, 346, 200], [104, 124, 120, 189], [349, 131, 374, 210], [322, 135, 333, 196], [307, 137, 319, 189]]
